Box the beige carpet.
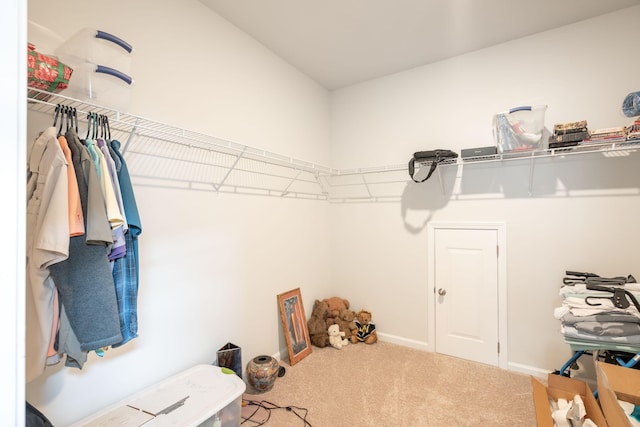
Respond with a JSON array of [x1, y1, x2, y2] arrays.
[[240, 341, 536, 426]]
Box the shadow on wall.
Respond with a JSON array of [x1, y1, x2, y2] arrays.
[[458, 148, 640, 198], [399, 147, 640, 233], [400, 164, 457, 234]]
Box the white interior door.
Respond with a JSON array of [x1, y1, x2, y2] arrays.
[[434, 227, 499, 366]]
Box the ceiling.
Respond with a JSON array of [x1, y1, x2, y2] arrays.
[[200, 0, 640, 90]]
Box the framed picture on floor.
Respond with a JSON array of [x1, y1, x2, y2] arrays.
[[277, 288, 312, 366]]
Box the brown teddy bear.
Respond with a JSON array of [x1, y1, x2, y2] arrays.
[[335, 308, 357, 340], [350, 310, 378, 345], [322, 296, 350, 324], [307, 299, 331, 348]]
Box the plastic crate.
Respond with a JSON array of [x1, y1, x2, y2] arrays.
[[65, 62, 133, 112], [69, 365, 245, 427], [492, 105, 547, 153], [56, 28, 133, 74]]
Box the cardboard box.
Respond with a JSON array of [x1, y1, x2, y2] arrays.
[[596, 361, 640, 427], [531, 373, 608, 427]]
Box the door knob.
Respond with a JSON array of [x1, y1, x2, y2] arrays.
[[438, 288, 446, 296]]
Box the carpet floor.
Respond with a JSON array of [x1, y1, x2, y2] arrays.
[[240, 341, 536, 426]]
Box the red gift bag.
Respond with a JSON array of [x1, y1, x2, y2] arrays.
[[27, 43, 73, 93]]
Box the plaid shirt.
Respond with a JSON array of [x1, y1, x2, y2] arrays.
[[110, 140, 142, 347]]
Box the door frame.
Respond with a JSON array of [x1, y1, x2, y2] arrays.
[[3, 0, 26, 424], [427, 221, 508, 369]]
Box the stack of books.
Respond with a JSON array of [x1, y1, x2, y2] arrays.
[[585, 127, 626, 144], [625, 118, 640, 142], [549, 120, 590, 149]]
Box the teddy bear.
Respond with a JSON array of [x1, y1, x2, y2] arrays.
[[327, 324, 349, 349], [322, 296, 350, 324], [335, 308, 357, 340], [350, 310, 378, 345], [307, 299, 331, 348]]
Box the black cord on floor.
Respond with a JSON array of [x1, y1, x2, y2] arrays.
[[241, 399, 312, 426]]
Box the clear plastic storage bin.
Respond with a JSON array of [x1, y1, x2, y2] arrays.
[[28, 20, 64, 56], [56, 28, 133, 74], [69, 365, 245, 427], [65, 62, 133, 112], [492, 105, 547, 153], [56, 28, 134, 111]]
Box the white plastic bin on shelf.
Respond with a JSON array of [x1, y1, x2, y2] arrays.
[[492, 105, 547, 153], [70, 365, 245, 427], [56, 28, 133, 74], [65, 62, 133, 112]]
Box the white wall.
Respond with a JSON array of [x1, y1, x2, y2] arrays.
[[26, 0, 331, 425], [3, 0, 25, 424], [23, 1, 640, 424], [330, 6, 640, 374]]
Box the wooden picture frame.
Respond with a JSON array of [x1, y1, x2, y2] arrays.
[[277, 288, 312, 366]]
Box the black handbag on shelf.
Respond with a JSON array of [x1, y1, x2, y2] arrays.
[[408, 149, 458, 183]]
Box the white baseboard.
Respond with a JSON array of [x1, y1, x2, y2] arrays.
[[377, 332, 431, 351], [273, 332, 551, 378], [378, 332, 550, 378], [507, 361, 551, 379]]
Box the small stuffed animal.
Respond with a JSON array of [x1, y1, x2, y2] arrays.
[[351, 310, 378, 345], [307, 299, 331, 348], [327, 324, 349, 349], [336, 308, 357, 340]]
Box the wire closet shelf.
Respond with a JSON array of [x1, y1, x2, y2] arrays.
[[27, 88, 640, 202], [27, 88, 333, 200]]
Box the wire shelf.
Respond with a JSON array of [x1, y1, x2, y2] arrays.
[[27, 88, 640, 202], [27, 88, 332, 200]]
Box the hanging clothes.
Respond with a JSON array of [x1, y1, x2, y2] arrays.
[[74, 131, 113, 245], [45, 288, 60, 366], [99, 136, 127, 231], [26, 126, 70, 382], [84, 136, 124, 234], [53, 125, 102, 368], [57, 303, 88, 369], [27, 107, 143, 376], [48, 128, 123, 353], [110, 139, 143, 347], [58, 134, 84, 236], [98, 138, 127, 261], [46, 133, 85, 367]]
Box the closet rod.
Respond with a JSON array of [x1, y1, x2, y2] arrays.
[[330, 164, 407, 176], [124, 146, 322, 187], [326, 178, 408, 188], [131, 173, 327, 199]]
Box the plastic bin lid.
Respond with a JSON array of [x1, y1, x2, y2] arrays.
[[28, 20, 65, 55], [126, 365, 245, 425], [70, 365, 245, 427]]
